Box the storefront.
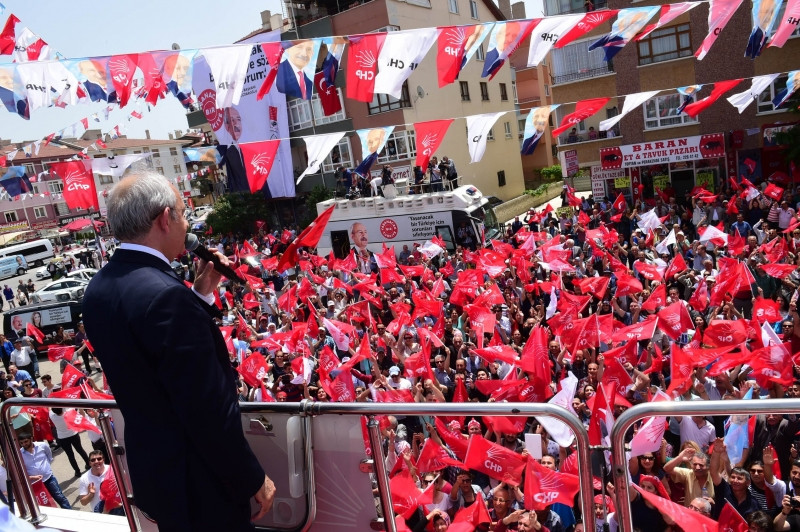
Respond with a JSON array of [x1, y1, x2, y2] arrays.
[[599, 133, 727, 203], [590, 165, 628, 202]]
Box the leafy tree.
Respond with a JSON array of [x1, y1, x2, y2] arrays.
[[539, 165, 563, 182], [301, 185, 334, 226], [205, 192, 274, 236]]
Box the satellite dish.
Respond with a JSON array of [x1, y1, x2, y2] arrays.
[[416, 86, 426, 99], [171, 43, 181, 50]]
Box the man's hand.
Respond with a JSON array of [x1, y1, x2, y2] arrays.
[[88, 482, 96, 495], [251, 474, 276, 521], [193, 252, 229, 296]]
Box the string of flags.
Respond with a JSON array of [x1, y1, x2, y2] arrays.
[[0, 0, 797, 123]]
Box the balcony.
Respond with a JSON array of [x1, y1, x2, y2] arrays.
[[552, 64, 613, 85], [545, 0, 607, 16], [557, 128, 619, 147]]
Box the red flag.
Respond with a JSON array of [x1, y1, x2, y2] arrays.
[[107, 54, 139, 107], [239, 140, 281, 193], [414, 119, 454, 170], [416, 438, 466, 473], [61, 363, 84, 388], [436, 25, 478, 87], [26, 322, 45, 344], [704, 319, 748, 348], [390, 471, 434, 519], [667, 344, 694, 395], [524, 456, 580, 510], [31, 479, 58, 508], [665, 253, 688, 280], [657, 301, 694, 340], [552, 97, 611, 137], [49, 386, 83, 399], [613, 192, 626, 212], [450, 494, 491, 531], [0, 15, 21, 55], [21, 406, 54, 441], [463, 435, 526, 485], [600, 358, 633, 397], [688, 278, 709, 312], [256, 42, 284, 100], [610, 315, 659, 343], [435, 417, 469, 460], [315, 69, 342, 115], [47, 345, 75, 363], [753, 297, 782, 323], [576, 276, 610, 300], [346, 33, 384, 102], [759, 263, 797, 279], [683, 79, 743, 118], [238, 353, 270, 388], [641, 282, 667, 312], [764, 183, 786, 201], [557, 10, 619, 48], [63, 409, 102, 434], [632, 484, 718, 532], [749, 345, 793, 387], [717, 502, 748, 532], [615, 273, 643, 298], [49, 160, 100, 210], [635, 261, 664, 281], [99, 465, 123, 511], [297, 204, 336, 249]]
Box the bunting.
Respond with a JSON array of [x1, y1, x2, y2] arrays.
[[437, 24, 492, 87], [466, 112, 506, 163], [695, 0, 746, 60]]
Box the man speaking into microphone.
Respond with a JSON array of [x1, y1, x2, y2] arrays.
[[83, 171, 275, 531]]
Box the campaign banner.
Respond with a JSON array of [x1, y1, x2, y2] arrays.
[[369, 165, 413, 183], [193, 31, 294, 199], [7, 306, 74, 340], [600, 133, 725, 169], [325, 211, 454, 252]]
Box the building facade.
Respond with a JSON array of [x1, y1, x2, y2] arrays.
[[545, 0, 799, 202]]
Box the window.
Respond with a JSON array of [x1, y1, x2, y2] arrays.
[[476, 44, 485, 61], [322, 137, 354, 173], [132, 150, 141, 154], [518, 118, 526, 136], [169, 147, 179, 156], [368, 82, 412, 115], [33, 206, 47, 219], [512, 81, 518, 103], [4, 211, 17, 223], [504, 122, 513, 139], [288, 98, 313, 131], [448, 0, 459, 13], [480, 82, 490, 101], [551, 39, 612, 84], [378, 131, 417, 163], [47, 181, 63, 194], [460, 81, 471, 102], [99, 174, 113, 185], [174, 165, 182, 174], [54, 202, 69, 216], [544, 84, 551, 97], [498, 170, 506, 187], [638, 24, 692, 66], [142, 147, 150, 153], [177, 180, 186, 192], [469, 0, 479, 19], [487, 128, 495, 141], [152, 149, 160, 157], [23, 163, 35, 176], [499, 83, 508, 101], [643, 93, 698, 129], [156, 166, 164, 174], [758, 74, 789, 114]]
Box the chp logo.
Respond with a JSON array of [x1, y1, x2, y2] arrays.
[[380, 218, 398, 239], [198, 89, 223, 131], [63, 170, 91, 192], [250, 153, 274, 177]]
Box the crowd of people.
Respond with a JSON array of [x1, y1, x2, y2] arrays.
[[7, 173, 800, 530]]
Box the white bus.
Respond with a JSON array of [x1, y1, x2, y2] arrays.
[[0, 238, 55, 267]]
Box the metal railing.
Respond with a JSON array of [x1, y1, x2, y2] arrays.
[[1, 398, 595, 532], [552, 65, 614, 85], [610, 399, 800, 532]]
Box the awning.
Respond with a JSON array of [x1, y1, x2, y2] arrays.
[[0, 230, 30, 246], [62, 218, 105, 232]]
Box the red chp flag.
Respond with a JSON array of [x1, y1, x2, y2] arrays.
[[552, 97, 611, 137], [414, 119, 453, 170], [524, 456, 580, 510], [31, 480, 58, 508], [63, 409, 102, 434], [26, 322, 45, 343], [683, 79, 743, 118], [49, 160, 100, 210], [0, 15, 21, 55], [256, 42, 284, 100], [346, 33, 385, 102], [764, 183, 785, 201], [464, 435, 526, 486], [107, 54, 139, 108], [61, 363, 84, 388], [240, 140, 281, 193], [47, 345, 75, 362]]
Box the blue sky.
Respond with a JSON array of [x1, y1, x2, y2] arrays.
[[0, 0, 541, 143]]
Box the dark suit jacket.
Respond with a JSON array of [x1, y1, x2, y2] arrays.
[[276, 61, 312, 100], [82, 249, 264, 530]]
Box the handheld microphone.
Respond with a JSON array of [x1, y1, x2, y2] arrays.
[[184, 233, 246, 284]]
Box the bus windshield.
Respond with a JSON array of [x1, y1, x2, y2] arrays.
[[478, 205, 501, 240]]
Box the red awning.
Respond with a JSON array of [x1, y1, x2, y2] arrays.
[[62, 218, 104, 232]]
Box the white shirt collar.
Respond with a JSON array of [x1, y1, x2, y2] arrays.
[[119, 243, 170, 266]]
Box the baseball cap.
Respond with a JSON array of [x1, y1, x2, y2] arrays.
[[389, 366, 400, 376]]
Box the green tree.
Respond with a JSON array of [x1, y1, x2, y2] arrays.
[[301, 185, 334, 226], [205, 192, 274, 235]]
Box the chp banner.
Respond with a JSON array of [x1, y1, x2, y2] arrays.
[[48, 160, 99, 210], [193, 30, 294, 198], [600, 133, 726, 169]]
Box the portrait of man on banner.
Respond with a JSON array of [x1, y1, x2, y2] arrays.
[[354, 126, 394, 176], [521, 105, 558, 155], [70, 58, 117, 103], [276, 39, 321, 100], [162, 50, 196, 109]]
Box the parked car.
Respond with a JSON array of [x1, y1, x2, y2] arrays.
[[30, 278, 89, 303], [65, 268, 99, 282]]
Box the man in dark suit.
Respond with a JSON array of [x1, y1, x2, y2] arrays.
[[276, 40, 314, 100], [82, 171, 274, 531]]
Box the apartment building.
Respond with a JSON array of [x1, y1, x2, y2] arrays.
[[546, 0, 799, 202]]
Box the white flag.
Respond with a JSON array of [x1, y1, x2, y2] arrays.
[[418, 240, 444, 259], [13, 27, 53, 63], [90, 154, 151, 178], [699, 224, 728, 245], [374, 28, 440, 98], [600, 91, 660, 131], [535, 372, 578, 447], [655, 229, 675, 255], [546, 286, 558, 319], [15, 62, 50, 112], [298, 132, 346, 183], [201, 45, 251, 108], [637, 209, 662, 231], [526, 15, 583, 67], [726, 74, 780, 113], [629, 390, 671, 456], [466, 112, 506, 163], [636, 2, 700, 40], [323, 318, 351, 351]]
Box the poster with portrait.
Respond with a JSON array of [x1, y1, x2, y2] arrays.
[[276, 39, 322, 101], [193, 30, 294, 198], [354, 126, 395, 176], [7, 305, 75, 341]]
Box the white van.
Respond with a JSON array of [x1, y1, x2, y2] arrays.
[[0, 255, 27, 280], [0, 238, 55, 266]]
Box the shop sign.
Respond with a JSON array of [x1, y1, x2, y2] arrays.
[[0, 221, 30, 234], [600, 133, 725, 169], [696, 172, 715, 192], [590, 165, 625, 197], [653, 175, 670, 190], [614, 177, 631, 188], [563, 150, 579, 178]]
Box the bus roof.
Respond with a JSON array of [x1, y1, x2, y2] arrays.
[[316, 185, 489, 221]]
